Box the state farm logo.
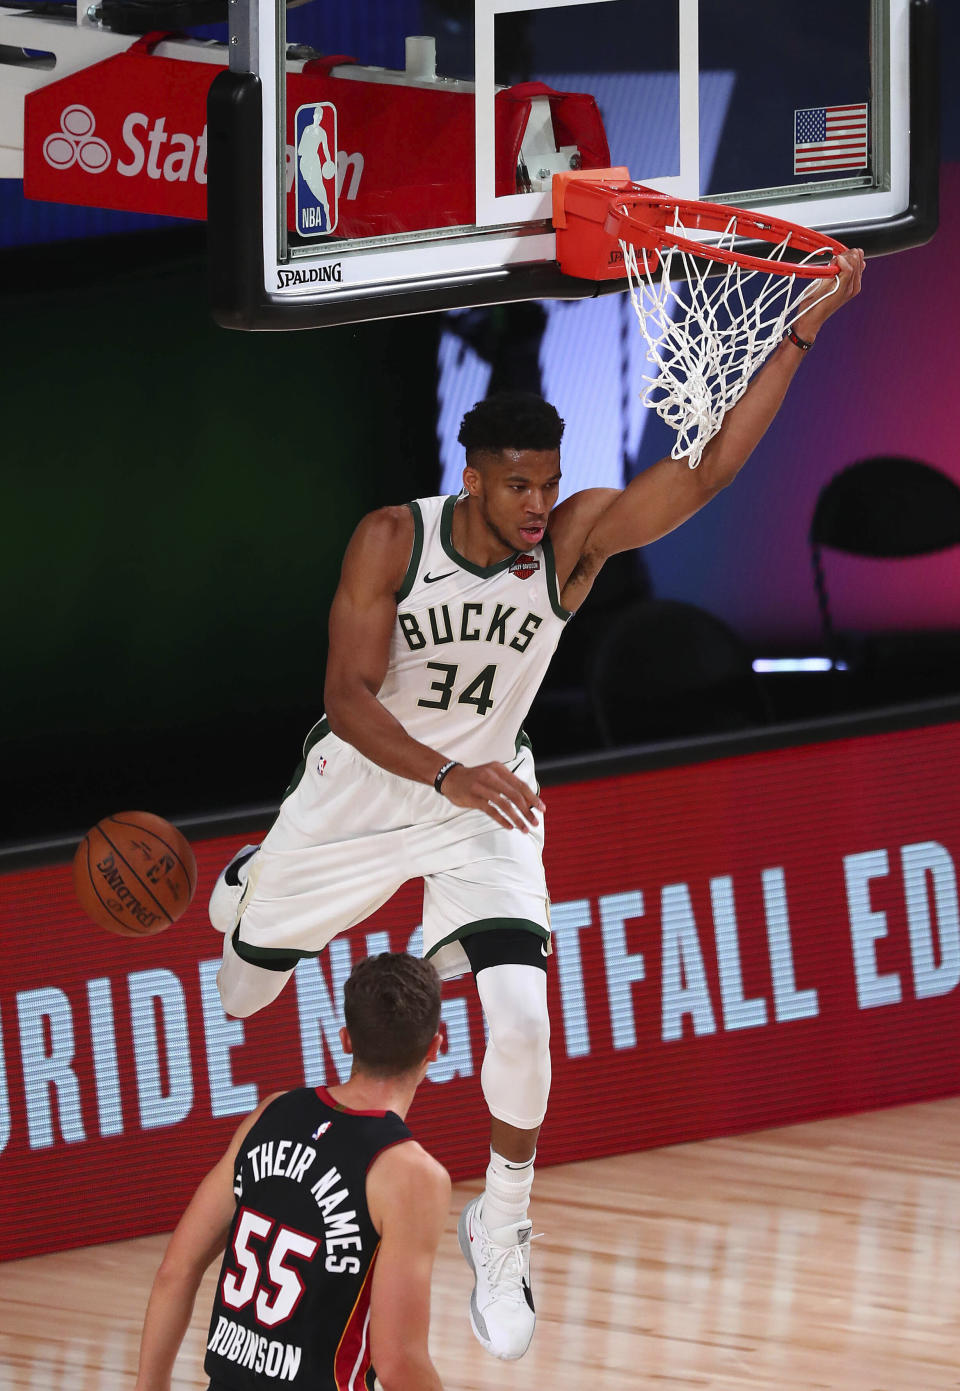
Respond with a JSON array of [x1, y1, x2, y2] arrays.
[[43, 105, 110, 173], [41, 104, 209, 183]]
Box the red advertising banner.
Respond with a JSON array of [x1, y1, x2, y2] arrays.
[[22, 38, 608, 235], [23, 36, 477, 232], [24, 36, 216, 220], [2, 719, 960, 1261]]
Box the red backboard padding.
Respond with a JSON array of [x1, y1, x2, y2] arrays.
[[24, 40, 612, 235]]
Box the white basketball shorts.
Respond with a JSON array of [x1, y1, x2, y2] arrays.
[[232, 723, 550, 980]]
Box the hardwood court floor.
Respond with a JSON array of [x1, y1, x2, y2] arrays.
[[3, 1099, 960, 1391]]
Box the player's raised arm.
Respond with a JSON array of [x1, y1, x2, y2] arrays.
[[134, 1094, 281, 1391], [366, 1142, 452, 1391], [554, 249, 864, 595]]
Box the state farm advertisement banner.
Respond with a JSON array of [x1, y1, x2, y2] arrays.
[[24, 36, 215, 219], [3, 719, 960, 1261], [23, 35, 476, 233], [23, 40, 609, 234]]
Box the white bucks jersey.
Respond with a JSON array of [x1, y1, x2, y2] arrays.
[[378, 495, 571, 765]]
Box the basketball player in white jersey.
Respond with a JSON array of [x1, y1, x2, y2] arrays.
[[209, 250, 864, 1361]]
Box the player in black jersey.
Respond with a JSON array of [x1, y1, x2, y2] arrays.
[[134, 953, 450, 1391]]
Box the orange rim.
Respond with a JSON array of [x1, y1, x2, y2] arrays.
[[607, 189, 847, 278]]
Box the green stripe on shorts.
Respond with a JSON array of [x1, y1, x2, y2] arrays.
[[426, 917, 548, 960], [232, 927, 311, 972]]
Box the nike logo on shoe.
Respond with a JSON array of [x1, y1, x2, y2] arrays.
[[424, 570, 456, 583]]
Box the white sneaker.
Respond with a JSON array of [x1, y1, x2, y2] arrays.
[[208, 844, 260, 933], [457, 1197, 536, 1360]]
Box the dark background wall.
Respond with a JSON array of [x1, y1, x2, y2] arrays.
[[1, 265, 440, 840]]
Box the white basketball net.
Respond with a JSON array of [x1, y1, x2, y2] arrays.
[[621, 212, 840, 467]]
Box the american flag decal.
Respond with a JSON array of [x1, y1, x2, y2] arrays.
[[794, 104, 868, 175]]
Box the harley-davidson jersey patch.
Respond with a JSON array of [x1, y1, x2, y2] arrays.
[[510, 553, 540, 581]]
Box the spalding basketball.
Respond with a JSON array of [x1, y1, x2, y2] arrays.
[[73, 811, 198, 937]]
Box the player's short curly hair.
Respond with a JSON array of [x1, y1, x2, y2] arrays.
[[343, 952, 442, 1075], [457, 391, 565, 459]]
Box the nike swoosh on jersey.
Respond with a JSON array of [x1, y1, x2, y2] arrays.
[[424, 570, 456, 583]]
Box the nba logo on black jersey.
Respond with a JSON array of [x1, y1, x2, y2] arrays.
[[295, 103, 338, 236]]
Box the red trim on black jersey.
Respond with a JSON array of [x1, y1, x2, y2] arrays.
[[333, 1244, 379, 1390], [315, 1088, 394, 1119], [364, 1135, 413, 1175]]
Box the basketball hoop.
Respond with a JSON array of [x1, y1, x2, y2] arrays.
[[553, 174, 848, 467]]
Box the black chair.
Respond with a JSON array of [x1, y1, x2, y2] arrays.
[[587, 598, 773, 748], [809, 456, 960, 704]]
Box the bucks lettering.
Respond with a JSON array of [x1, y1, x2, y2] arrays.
[[398, 602, 546, 719], [399, 602, 543, 654], [380, 496, 569, 762]]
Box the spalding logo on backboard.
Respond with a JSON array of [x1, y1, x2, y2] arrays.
[[295, 102, 338, 236]]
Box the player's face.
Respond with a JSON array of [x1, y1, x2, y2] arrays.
[[471, 449, 562, 553]]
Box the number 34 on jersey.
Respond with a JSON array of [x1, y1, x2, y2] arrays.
[[398, 600, 543, 720]]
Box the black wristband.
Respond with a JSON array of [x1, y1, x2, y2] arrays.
[[786, 325, 814, 352], [434, 760, 460, 793]]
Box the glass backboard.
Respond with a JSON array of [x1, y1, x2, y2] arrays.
[[207, 0, 938, 330]]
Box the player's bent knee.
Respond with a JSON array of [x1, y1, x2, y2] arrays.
[[218, 933, 296, 1018], [485, 1000, 551, 1062], [216, 968, 259, 1019], [475, 961, 550, 1056]]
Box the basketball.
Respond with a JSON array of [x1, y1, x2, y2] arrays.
[[73, 810, 198, 937], [322, 159, 336, 180]]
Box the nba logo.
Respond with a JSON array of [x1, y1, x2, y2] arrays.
[[295, 102, 338, 237]]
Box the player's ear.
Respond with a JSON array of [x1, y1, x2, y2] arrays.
[[462, 462, 482, 498], [339, 1026, 354, 1055], [426, 1031, 443, 1064]]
